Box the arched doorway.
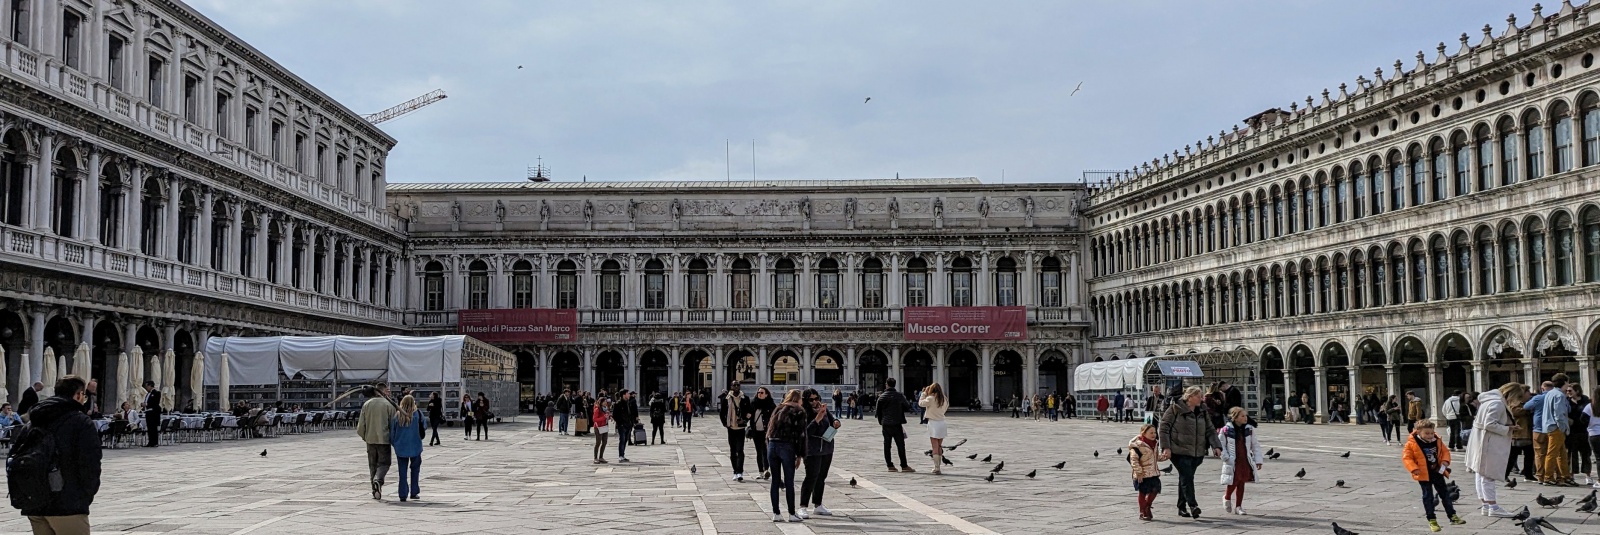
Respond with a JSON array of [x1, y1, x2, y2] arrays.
[[1483, 329, 1526, 386], [813, 350, 842, 385], [43, 316, 77, 369], [171, 329, 195, 411], [593, 351, 625, 394], [515, 350, 537, 410], [1394, 336, 1429, 400], [902, 350, 933, 394], [1533, 326, 1581, 383], [1289, 344, 1315, 403], [640, 350, 669, 397], [726, 350, 758, 389], [0, 309, 26, 400], [994, 350, 1023, 402], [681, 350, 712, 394], [1259, 346, 1285, 402], [1321, 342, 1349, 416], [90, 320, 120, 410], [770, 351, 800, 385], [857, 350, 887, 393], [1038, 350, 1069, 397], [1436, 333, 1472, 393], [947, 350, 979, 406], [1356, 339, 1387, 398], [549, 352, 580, 393]]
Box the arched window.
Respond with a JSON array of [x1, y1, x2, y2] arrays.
[[141, 178, 164, 256], [510, 259, 534, 308], [556, 260, 579, 308], [1039, 256, 1063, 307], [1452, 132, 1471, 197], [264, 220, 281, 284], [1584, 207, 1600, 283], [1553, 102, 1574, 173], [773, 258, 797, 309], [98, 164, 123, 246], [1390, 152, 1407, 211], [1350, 164, 1365, 219], [1409, 241, 1426, 303], [1370, 159, 1387, 215], [1301, 180, 1315, 230], [1430, 139, 1447, 202], [467, 260, 489, 309], [423, 261, 445, 311], [1552, 213, 1574, 287], [1285, 185, 1298, 234], [1500, 117, 1520, 186], [1582, 93, 1600, 167], [1390, 244, 1407, 305], [599, 259, 622, 309], [1269, 185, 1284, 235], [1333, 256, 1348, 311], [1270, 267, 1284, 317], [3, 131, 32, 226], [1430, 236, 1449, 300], [730, 258, 752, 309], [643, 258, 666, 309], [950, 257, 974, 306], [1476, 228, 1496, 295], [1501, 224, 1521, 292], [686, 258, 710, 309], [905, 257, 929, 307], [52, 149, 78, 238], [861, 258, 884, 308], [311, 236, 327, 293], [1285, 266, 1299, 316], [1351, 251, 1366, 309], [1476, 124, 1496, 191], [1243, 197, 1255, 243], [1317, 176, 1331, 227], [176, 190, 198, 264], [210, 202, 229, 271], [1525, 110, 1546, 180], [290, 229, 306, 289], [1317, 259, 1331, 313], [1332, 169, 1347, 224], [1525, 219, 1547, 290], [994, 257, 1018, 306], [1369, 248, 1386, 306], [1453, 231, 1472, 298], [817, 258, 840, 309], [241, 212, 258, 279]]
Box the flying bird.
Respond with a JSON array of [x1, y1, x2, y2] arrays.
[[1520, 515, 1566, 535], [1070, 82, 1083, 96], [981, 455, 992, 462], [945, 439, 967, 450], [1295, 468, 1306, 479], [517, 65, 523, 69], [1331, 522, 1360, 535], [984, 472, 994, 482], [1340, 451, 1350, 458], [991, 461, 1005, 473], [864, 97, 871, 103], [1160, 464, 1174, 474], [1335, 480, 1345, 488], [1052, 462, 1066, 469], [1536, 494, 1564, 508], [849, 477, 857, 487], [1025, 470, 1037, 479], [259, 449, 267, 457], [967, 454, 978, 460]]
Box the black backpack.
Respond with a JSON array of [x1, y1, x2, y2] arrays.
[[6, 422, 63, 510]]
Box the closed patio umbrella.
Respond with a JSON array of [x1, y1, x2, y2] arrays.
[[190, 351, 204, 412], [116, 351, 129, 413], [218, 353, 231, 411], [41, 347, 56, 390]]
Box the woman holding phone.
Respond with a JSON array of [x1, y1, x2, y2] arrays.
[[919, 383, 950, 474], [798, 388, 841, 518]]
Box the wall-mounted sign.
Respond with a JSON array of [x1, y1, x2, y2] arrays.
[[457, 309, 578, 342], [902, 306, 1027, 341]]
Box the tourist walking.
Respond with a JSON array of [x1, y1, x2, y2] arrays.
[[355, 383, 397, 500], [875, 378, 914, 472], [426, 392, 443, 446], [766, 389, 808, 523], [1534, 374, 1573, 485], [832, 388, 844, 419], [473, 392, 491, 441], [749, 387, 776, 480], [1464, 383, 1527, 518], [1218, 407, 1262, 515], [670, 392, 681, 428], [614, 391, 638, 463], [799, 388, 840, 518], [1443, 391, 1463, 451], [1381, 395, 1402, 445], [1509, 396, 1536, 481], [390, 395, 425, 502], [1128, 423, 1166, 521], [1158, 385, 1221, 519], [1456, 392, 1477, 451], [461, 394, 475, 440], [14, 376, 101, 535], [919, 382, 950, 474], [1564, 384, 1592, 485], [649, 392, 667, 445], [1402, 420, 1466, 531], [1010, 395, 1021, 418], [1406, 391, 1424, 433], [720, 382, 750, 480], [1097, 395, 1109, 421], [1114, 391, 1126, 423], [681, 393, 694, 433], [1584, 387, 1600, 489], [556, 390, 573, 435], [592, 397, 612, 464]]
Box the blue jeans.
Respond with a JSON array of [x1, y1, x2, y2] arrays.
[[768, 442, 798, 516], [397, 456, 421, 499], [559, 412, 569, 433]]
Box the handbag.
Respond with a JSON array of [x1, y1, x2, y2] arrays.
[[596, 424, 610, 435], [821, 426, 838, 442]]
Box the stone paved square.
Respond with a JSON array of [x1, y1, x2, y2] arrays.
[[3, 416, 1596, 534]]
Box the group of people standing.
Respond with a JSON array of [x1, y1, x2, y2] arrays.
[[1007, 392, 1073, 420]]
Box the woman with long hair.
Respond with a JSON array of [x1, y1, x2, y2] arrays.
[[798, 388, 841, 518], [593, 397, 613, 464], [919, 382, 950, 474], [766, 389, 808, 523], [1381, 394, 1401, 445], [460, 394, 475, 441], [749, 387, 776, 480], [1464, 382, 1528, 517], [473, 392, 491, 441], [390, 395, 426, 501], [426, 392, 443, 446], [1585, 387, 1600, 489]]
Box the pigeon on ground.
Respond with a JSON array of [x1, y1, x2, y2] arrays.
[[1331, 522, 1360, 535], [1520, 515, 1566, 535], [1335, 480, 1345, 488], [1537, 494, 1564, 508], [1160, 464, 1174, 474], [1052, 462, 1066, 469], [967, 454, 978, 460], [984, 472, 994, 482], [1577, 500, 1596, 514], [1446, 480, 1461, 502], [941, 456, 953, 466], [1340, 451, 1350, 458], [1508, 478, 1519, 489], [1093, 451, 1099, 458], [924, 450, 934, 457], [1025, 470, 1037, 479], [1576, 490, 1596, 507], [1295, 468, 1306, 479], [1511, 505, 1531, 521], [981, 454, 993, 462], [1117, 448, 1123, 455], [1270, 452, 1282, 460], [991, 461, 1005, 473], [1266, 448, 1275, 457], [259, 449, 267, 457], [690, 465, 697, 474], [849, 477, 857, 487]]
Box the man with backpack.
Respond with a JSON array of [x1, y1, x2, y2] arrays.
[[7, 375, 101, 535]]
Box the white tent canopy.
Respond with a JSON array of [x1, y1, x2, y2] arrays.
[[203, 335, 466, 385], [1074, 357, 1158, 392]]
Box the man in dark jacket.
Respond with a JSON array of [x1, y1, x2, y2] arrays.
[[141, 380, 162, 447], [649, 392, 668, 445], [719, 383, 749, 481], [1159, 386, 1222, 519], [18, 381, 42, 418], [875, 378, 914, 472], [614, 391, 639, 463], [21, 376, 102, 533], [556, 391, 573, 435]]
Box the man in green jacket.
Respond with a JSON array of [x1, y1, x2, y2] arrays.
[[356, 383, 396, 500]]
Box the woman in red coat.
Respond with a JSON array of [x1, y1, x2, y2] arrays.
[[1097, 395, 1111, 421]]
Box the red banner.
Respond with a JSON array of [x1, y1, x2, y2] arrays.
[[457, 309, 578, 343], [903, 306, 1027, 341]]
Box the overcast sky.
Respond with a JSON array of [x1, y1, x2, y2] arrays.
[[194, 0, 1531, 185]]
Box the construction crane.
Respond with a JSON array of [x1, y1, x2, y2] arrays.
[[363, 89, 447, 125]]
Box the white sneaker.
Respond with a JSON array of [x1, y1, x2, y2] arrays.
[[1486, 505, 1518, 518], [813, 505, 833, 516], [772, 514, 783, 522], [1234, 507, 1246, 515], [798, 508, 810, 519], [788, 514, 803, 522], [1224, 501, 1233, 514], [1478, 505, 1488, 517], [734, 474, 743, 482]]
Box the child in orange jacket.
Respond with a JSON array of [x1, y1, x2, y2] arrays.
[[1402, 420, 1466, 532]]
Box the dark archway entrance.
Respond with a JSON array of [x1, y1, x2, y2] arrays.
[[1038, 351, 1068, 397], [682, 350, 712, 394], [1260, 347, 1285, 402], [515, 350, 537, 410], [594, 351, 625, 394], [813, 351, 842, 385], [1394, 337, 1429, 400], [947, 350, 979, 406], [902, 350, 933, 394], [994, 350, 1022, 402], [1322, 342, 1350, 416], [857, 351, 887, 394], [1356, 340, 1387, 398], [1436, 334, 1472, 393], [172, 329, 195, 411], [770, 351, 800, 385], [550, 352, 580, 394], [640, 350, 669, 398], [0, 310, 25, 402]]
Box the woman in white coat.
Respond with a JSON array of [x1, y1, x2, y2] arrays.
[[1464, 382, 1530, 518], [1217, 407, 1263, 515]]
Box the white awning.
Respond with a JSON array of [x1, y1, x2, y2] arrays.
[[1073, 357, 1158, 391], [204, 335, 471, 385]]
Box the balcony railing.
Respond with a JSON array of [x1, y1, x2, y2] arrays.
[[0, 224, 402, 326], [408, 306, 1082, 329], [0, 38, 397, 232]]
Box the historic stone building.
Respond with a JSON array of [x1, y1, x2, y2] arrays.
[[1084, 4, 1600, 420], [0, 0, 406, 408], [390, 179, 1089, 405]]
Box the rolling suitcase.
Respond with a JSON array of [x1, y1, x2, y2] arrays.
[[632, 423, 647, 445]]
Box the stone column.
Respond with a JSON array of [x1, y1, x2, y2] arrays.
[[668, 347, 682, 394], [539, 255, 554, 308], [1019, 253, 1036, 307], [1347, 366, 1361, 424], [1466, 362, 1485, 393], [711, 347, 726, 394], [198, 190, 213, 267], [756, 254, 770, 309], [624, 347, 638, 394], [229, 202, 243, 275], [1521, 357, 1539, 385], [1313, 366, 1328, 424], [1023, 345, 1038, 398], [1578, 356, 1596, 396], [123, 166, 141, 252], [757, 346, 769, 386], [844, 346, 857, 385], [84, 148, 101, 243], [1425, 363, 1443, 425], [27, 309, 46, 383], [164, 173, 180, 260], [979, 345, 994, 410], [1385, 364, 1400, 401], [580, 346, 594, 393], [976, 252, 991, 305], [887, 253, 902, 308], [33, 131, 55, 231], [536, 348, 550, 396], [889, 346, 903, 390], [934, 347, 948, 389], [932, 253, 947, 306], [800, 346, 813, 385]]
